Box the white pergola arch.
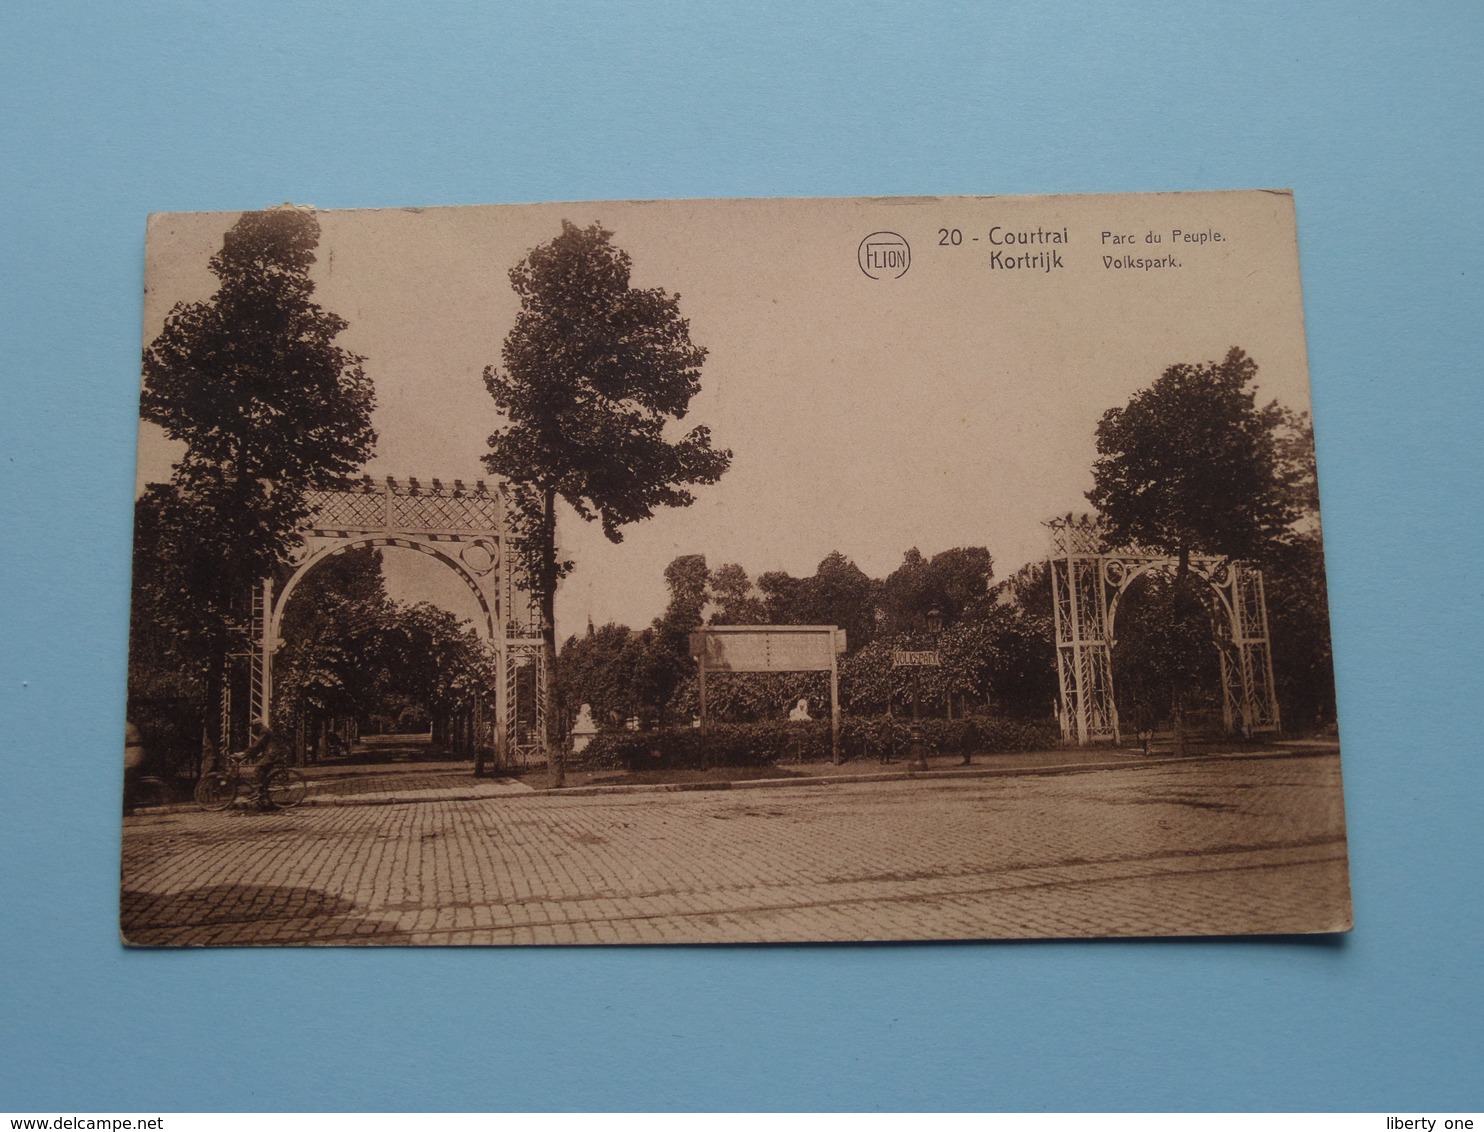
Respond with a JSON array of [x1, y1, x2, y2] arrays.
[[1047, 515, 1280, 746], [224, 475, 545, 764]]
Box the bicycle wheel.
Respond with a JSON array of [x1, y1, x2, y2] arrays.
[[265, 767, 308, 809], [194, 772, 237, 811]]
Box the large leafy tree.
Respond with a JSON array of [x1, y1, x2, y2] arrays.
[[757, 551, 878, 651], [1088, 348, 1292, 567], [483, 221, 732, 783], [137, 208, 377, 757], [127, 486, 213, 775], [878, 546, 994, 636], [1088, 347, 1293, 749], [1265, 408, 1338, 730], [639, 554, 712, 725], [707, 563, 768, 626]]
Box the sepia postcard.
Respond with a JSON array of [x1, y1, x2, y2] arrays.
[[122, 190, 1351, 945]]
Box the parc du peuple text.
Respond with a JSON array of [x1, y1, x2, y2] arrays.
[[929, 221, 1229, 273]]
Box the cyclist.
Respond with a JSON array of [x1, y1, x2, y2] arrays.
[[245, 721, 281, 811]]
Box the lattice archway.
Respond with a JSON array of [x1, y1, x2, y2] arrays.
[[222, 476, 545, 765], [1046, 515, 1280, 746]]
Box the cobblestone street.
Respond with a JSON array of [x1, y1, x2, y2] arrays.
[[120, 751, 1350, 945]]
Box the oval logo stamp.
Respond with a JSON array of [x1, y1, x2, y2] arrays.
[[858, 231, 910, 279]]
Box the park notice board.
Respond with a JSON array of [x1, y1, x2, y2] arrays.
[[123, 190, 1350, 945], [690, 626, 847, 762], [689, 626, 846, 672]]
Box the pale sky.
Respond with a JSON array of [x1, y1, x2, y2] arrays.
[[137, 191, 1315, 638]]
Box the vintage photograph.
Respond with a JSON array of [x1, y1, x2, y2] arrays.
[[122, 191, 1351, 945]]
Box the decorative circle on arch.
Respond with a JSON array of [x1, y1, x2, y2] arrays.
[[460, 539, 498, 575], [1200, 560, 1232, 587]]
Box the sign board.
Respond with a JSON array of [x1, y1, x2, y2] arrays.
[[689, 626, 846, 672], [689, 626, 847, 764], [892, 649, 941, 667]]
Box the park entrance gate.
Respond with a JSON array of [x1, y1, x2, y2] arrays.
[[1047, 515, 1280, 746], [221, 476, 545, 765]]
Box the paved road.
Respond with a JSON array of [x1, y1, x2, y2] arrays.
[[120, 752, 1351, 945]]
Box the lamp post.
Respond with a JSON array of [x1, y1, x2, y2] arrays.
[[907, 609, 943, 772], [907, 689, 928, 771]]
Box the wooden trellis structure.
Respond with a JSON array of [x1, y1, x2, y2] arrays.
[[221, 476, 545, 764], [1047, 514, 1280, 746]]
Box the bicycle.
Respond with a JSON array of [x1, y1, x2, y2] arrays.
[[194, 752, 309, 811]]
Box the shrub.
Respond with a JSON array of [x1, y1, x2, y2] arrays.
[[839, 716, 1057, 760], [578, 720, 832, 771], [575, 715, 1057, 771]]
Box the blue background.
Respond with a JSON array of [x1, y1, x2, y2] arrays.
[[2, 0, 1480, 1112]]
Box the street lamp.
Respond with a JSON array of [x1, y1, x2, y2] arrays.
[[908, 609, 943, 772]]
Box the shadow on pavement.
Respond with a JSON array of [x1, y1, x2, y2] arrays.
[[123, 882, 358, 932]]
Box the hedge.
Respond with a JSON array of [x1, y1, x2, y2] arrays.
[[575, 716, 1058, 771]]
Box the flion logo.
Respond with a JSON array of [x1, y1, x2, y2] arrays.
[[858, 231, 911, 280]]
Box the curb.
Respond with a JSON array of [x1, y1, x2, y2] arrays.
[[301, 786, 533, 808], [544, 753, 1197, 798], [537, 746, 1335, 799], [130, 746, 1335, 813]]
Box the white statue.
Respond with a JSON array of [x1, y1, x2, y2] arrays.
[[571, 703, 599, 753], [788, 697, 812, 722]]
